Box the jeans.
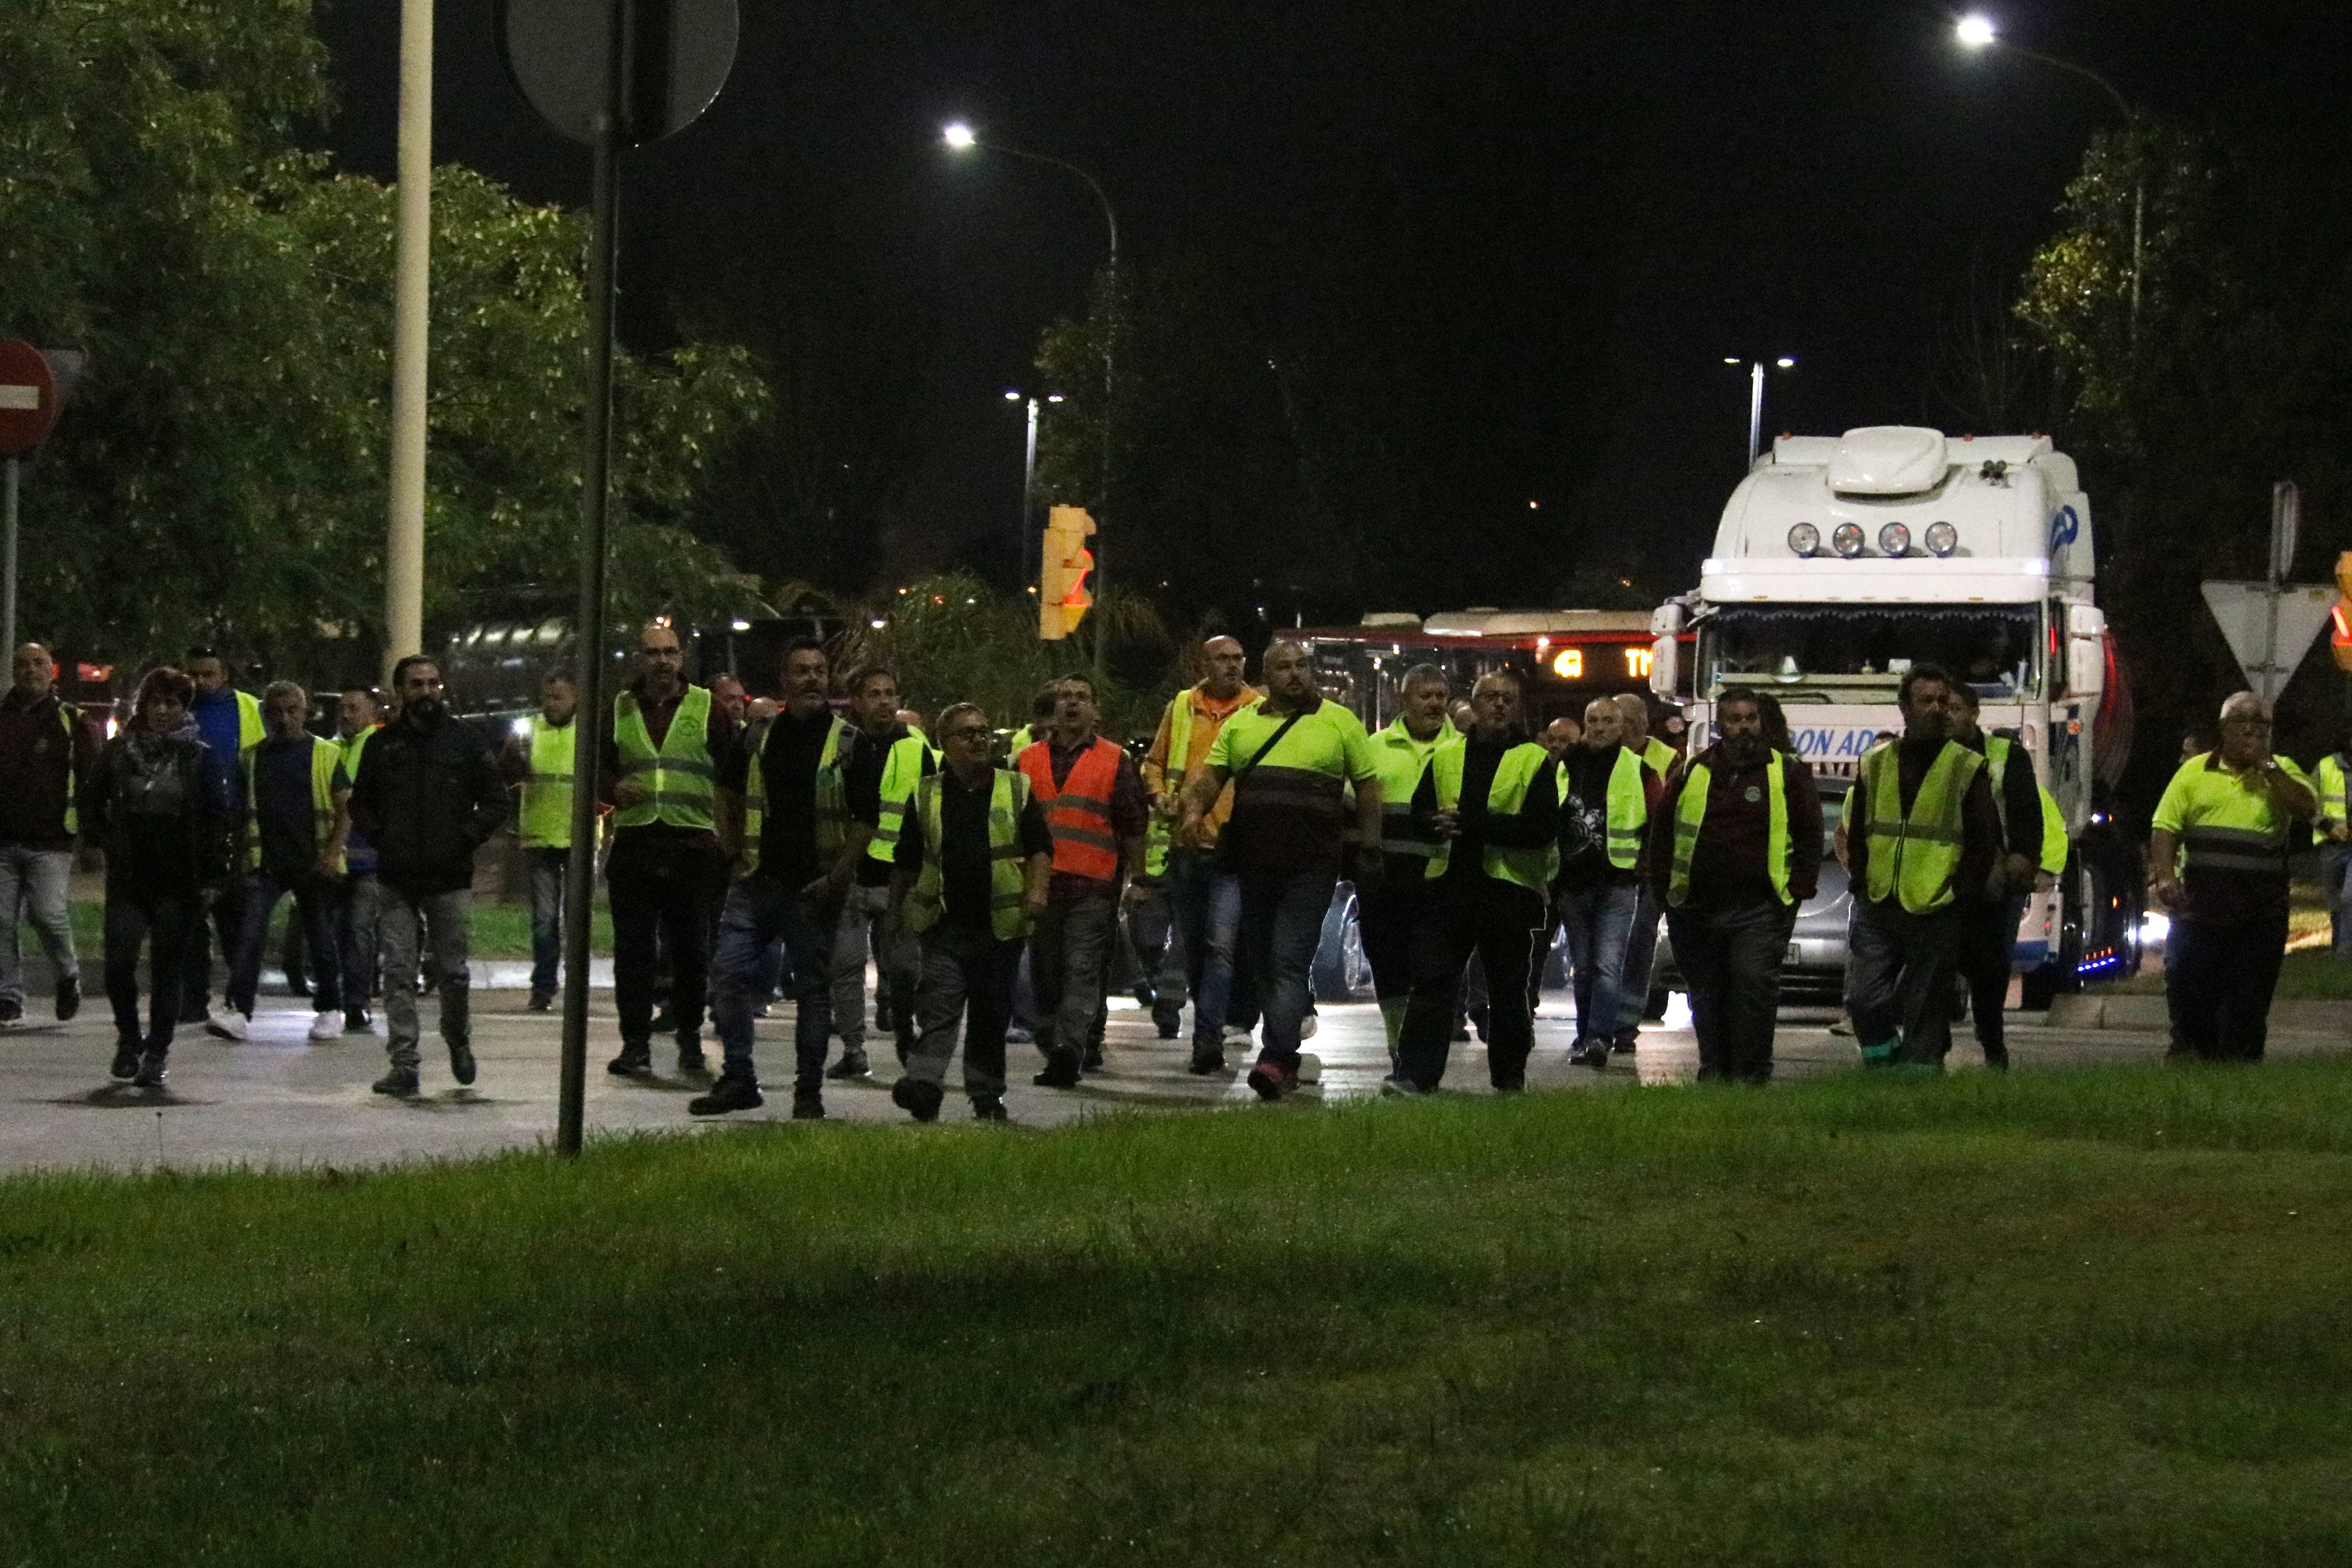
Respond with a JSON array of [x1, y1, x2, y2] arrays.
[[1556, 880, 1647, 1044], [710, 875, 836, 1088], [102, 881, 200, 1052], [1029, 888, 1117, 1061], [608, 834, 727, 1049], [1845, 896, 1961, 1068], [1622, 884, 1662, 1013], [338, 873, 380, 1017], [226, 868, 344, 1016], [525, 846, 567, 1000], [0, 843, 77, 1008], [2166, 912, 2290, 1061], [379, 885, 471, 1070], [903, 921, 1023, 1100], [1234, 868, 1337, 1072], [1126, 877, 1183, 1030], [1956, 894, 2029, 1062], [1164, 847, 1243, 1045], [830, 881, 917, 1053], [1396, 875, 1548, 1089], [1667, 899, 1797, 1082]]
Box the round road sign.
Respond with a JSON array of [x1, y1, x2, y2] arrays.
[[498, 0, 740, 148], [0, 341, 59, 458]]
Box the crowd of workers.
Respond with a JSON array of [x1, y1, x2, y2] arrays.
[[0, 628, 2326, 1107]]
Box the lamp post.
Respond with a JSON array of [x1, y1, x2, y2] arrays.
[[1955, 13, 2142, 344], [1725, 356, 1796, 468], [385, 0, 433, 683], [945, 122, 1118, 680], [1004, 388, 1066, 585]]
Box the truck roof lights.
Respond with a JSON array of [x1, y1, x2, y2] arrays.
[[1924, 521, 1959, 557], [1787, 522, 1820, 557], [1831, 523, 1865, 558], [1878, 522, 1912, 557]]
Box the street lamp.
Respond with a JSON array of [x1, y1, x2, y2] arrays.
[[1953, 14, 2142, 342], [1004, 389, 1065, 584], [1725, 356, 1797, 469], [944, 120, 1119, 675]]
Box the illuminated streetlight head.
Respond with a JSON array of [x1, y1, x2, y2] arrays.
[[1004, 389, 1021, 400], [943, 121, 976, 150], [1776, 356, 1796, 368], [1956, 14, 1996, 47]]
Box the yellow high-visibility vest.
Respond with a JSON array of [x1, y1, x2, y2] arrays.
[[1667, 751, 1792, 907], [1859, 739, 1984, 912]]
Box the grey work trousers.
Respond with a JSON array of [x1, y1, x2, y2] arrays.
[[1844, 895, 1959, 1068], [903, 921, 1023, 1100], [379, 884, 471, 1070], [1029, 888, 1116, 1059], [830, 880, 918, 1052], [0, 843, 77, 1007]]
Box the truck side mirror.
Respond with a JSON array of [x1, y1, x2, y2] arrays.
[[1649, 635, 1678, 698], [2065, 604, 2105, 699]]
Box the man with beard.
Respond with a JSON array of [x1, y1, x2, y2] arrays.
[[1647, 687, 1822, 1082], [1553, 695, 1661, 1069]]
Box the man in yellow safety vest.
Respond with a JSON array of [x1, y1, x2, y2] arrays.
[[221, 680, 352, 1044], [2149, 691, 2316, 1061], [2312, 725, 2352, 958], [1841, 663, 2004, 1069], [1611, 693, 1680, 1048], [1358, 663, 1456, 1070], [1948, 684, 2054, 1069], [1554, 695, 1662, 1069], [502, 669, 580, 1012], [1645, 686, 1823, 1082], [600, 623, 741, 1080], [180, 646, 265, 1031], [825, 664, 933, 1080], [332, 687, 385, 1033]]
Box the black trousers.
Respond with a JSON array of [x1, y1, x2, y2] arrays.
[[1667, 899, 1796, 1083], [1956, 894, 2027, 1062], [105, 881, 202, 1053], [1355, 876, 1427, 1005], [2166, 911, 2289, 1061], [607, 834, 728, 1048], [1845, 897, 1961, 1067], [1397, 875, 1548, 1090]]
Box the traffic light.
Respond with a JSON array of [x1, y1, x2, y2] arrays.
[[1040, 505, 1095, 640], [2334, 552, 2352, 673]]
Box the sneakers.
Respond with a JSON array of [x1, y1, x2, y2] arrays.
[[1188, 1047, 1226, 1076], [527, 992, 553, 1013], [1032, 1048, 1081, 1089], [132, 1051, 168, 1090], [55, 974, 79, 1021], [824, 1049, 871, 1081], [1004, 1023, 1035, 1046], [1610, 1032, 1638, 1055], [308, 1011, 343, 1042], [1299, 1011, 1320, 1041], [891, 1076, 945, 1123], [371, 1067, 420, 1097], [1223, 1021, 1254, 1044], [110, 1039, 141, 1082], [1081, 1044, 1104, 1072], [790, 1087, 825, 1120], [607, 1043, 653, 1077], [204, 1006, 249, 1042], [1245, 1060, 1295, 1101], [449, 1041, 478, 1087], [0, 995, 24, 1025], [1570, 1042, 1610, 1071], [1155, 1014, 1182, 1041], [1380, 1073, 1424, 1097], [970, 1096, 1008, 1123], [677, 1040, 709, 1077], [344, 1008, 373, 1034], [689, 1074, 765, 1117]]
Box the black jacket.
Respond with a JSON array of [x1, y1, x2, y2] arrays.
[[80, 726, 235, 890], [348, 710, 510, 894]]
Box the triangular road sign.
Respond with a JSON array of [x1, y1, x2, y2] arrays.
[[2200, 580, 2336, 701]]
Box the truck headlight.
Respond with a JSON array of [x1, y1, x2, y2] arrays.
[[1787, 522, 1820, 556], [1831, 523, 1865, 558], [1924, 520, 1958, 556], [1878, 522, 1912, 557]]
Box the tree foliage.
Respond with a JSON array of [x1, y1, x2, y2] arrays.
[[0, 0, 767, 679]]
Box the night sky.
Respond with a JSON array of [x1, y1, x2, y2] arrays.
[[314, 0, 2352, 614]]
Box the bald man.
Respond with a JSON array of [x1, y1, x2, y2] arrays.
[[0, 642, 100, 1023]]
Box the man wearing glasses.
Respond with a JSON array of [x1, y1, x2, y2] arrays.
[[885, 704, 1054, 1121], [2149, 692, 2316, 1062]]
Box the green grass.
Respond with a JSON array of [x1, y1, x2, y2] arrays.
[[48, 897, 614, 961], [4, 1066, 2352, 1564]]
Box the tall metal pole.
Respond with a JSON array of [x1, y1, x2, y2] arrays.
[[385, 0, 433, 680], [1746, 361, 1765, 469], [2, 458, 18, 659], [1096, 243, 1115, 687], [557, 4, 627, 1158], [1021, 395, 1039, 581]]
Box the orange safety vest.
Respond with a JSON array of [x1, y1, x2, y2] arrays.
[[1017, 736, 1125, 883]]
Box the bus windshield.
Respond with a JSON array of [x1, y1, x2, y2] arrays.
[[1698, 603, 2041, 701]]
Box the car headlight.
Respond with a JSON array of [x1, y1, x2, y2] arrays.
[[1787, 522, 1820, 557], [1878, 522, 1912, 557], [1831, 523, 1865, 558], [1924, 520, 1958, 556]]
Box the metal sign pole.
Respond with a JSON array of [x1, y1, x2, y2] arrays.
[[2, 456, 18, 658], [557, 1, 627, 1159]]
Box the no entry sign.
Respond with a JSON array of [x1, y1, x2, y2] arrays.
[[0, 341, 58, 458]]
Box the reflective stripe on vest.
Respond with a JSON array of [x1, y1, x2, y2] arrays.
[[740, 714, 848, 878], [903, 769, 1035, 941], [242, 735, 344, 874], [2179, 823, 2290, 876], [1372, 718, 1457, 862], [1860, 740, 1985, 913], [612, 685, 716, 831], [1667, 752, 1792, 908], [521, 717, 578, 848], [1424, 742, 1561, 891], [866, 733, 934, 864], [1017, 736, 1124, 882]]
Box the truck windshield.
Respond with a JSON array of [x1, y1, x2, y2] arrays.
[[1698, 603, 2041, 701]]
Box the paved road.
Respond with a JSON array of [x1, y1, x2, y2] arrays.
[[2, 984, 2345, 1175]]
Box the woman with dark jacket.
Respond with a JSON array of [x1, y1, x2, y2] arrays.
[[79, 667, 234, 1087]]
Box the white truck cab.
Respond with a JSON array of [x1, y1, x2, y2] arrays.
[[1653, 425, 2142, 999]]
